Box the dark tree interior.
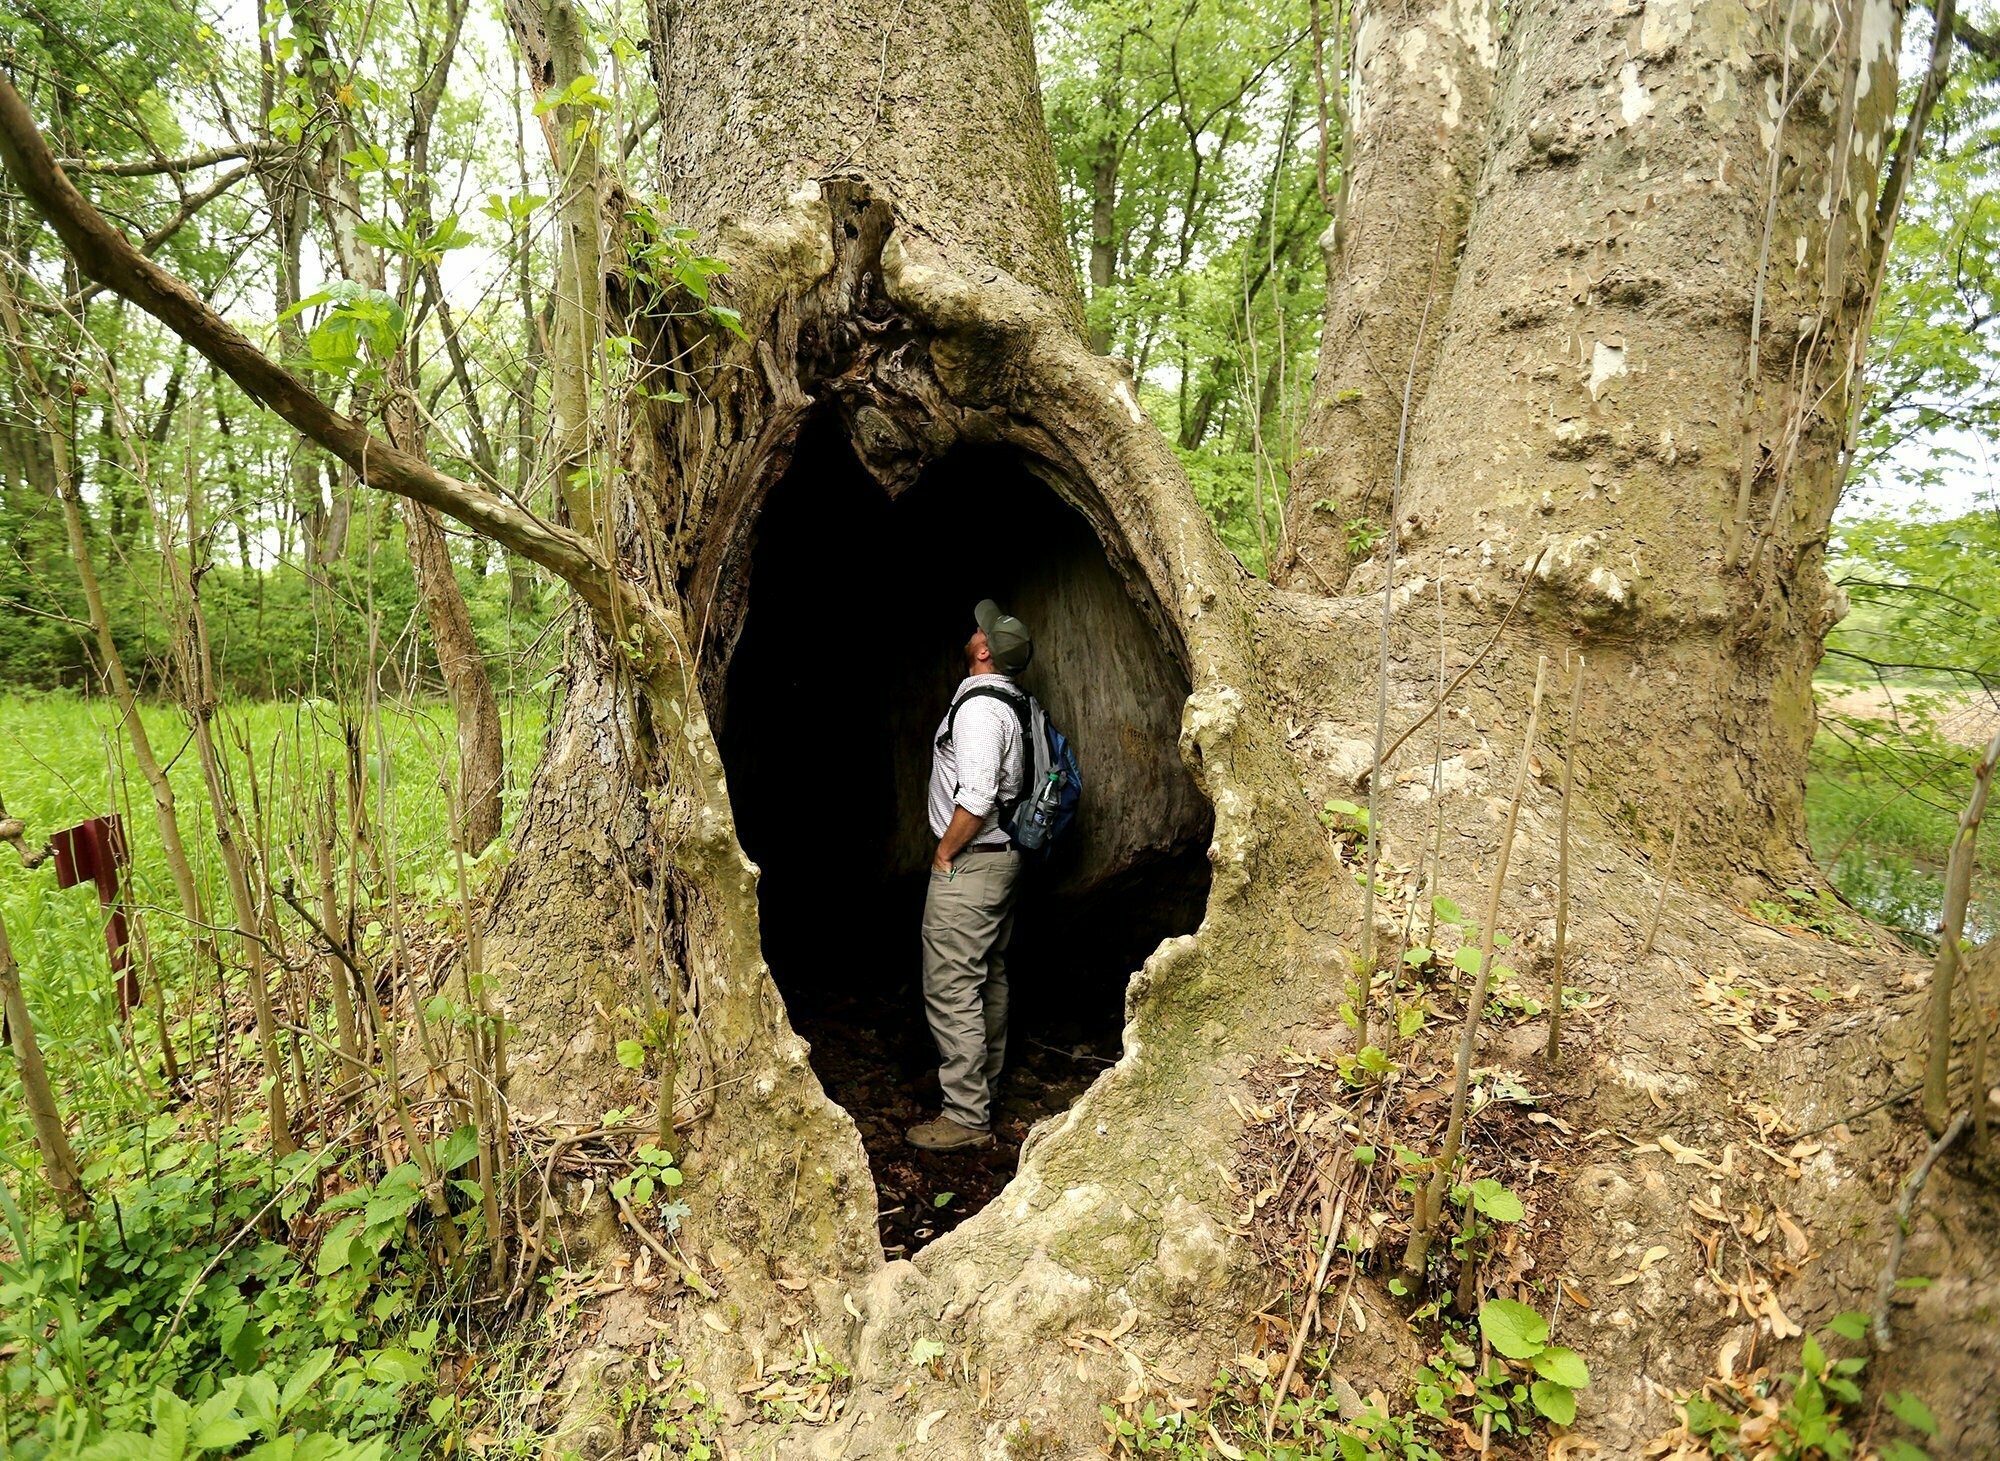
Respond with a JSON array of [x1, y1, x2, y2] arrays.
[[714, 420, 1212, 1251]]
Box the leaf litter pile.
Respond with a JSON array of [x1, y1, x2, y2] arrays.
[[1196, 1044, 1586, 1457]]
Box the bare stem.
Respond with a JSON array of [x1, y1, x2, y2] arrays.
[[0, 909, 90, 1220], [1872, 1107, 1969, 1350], [1923, 728, 2000, 1132], [1404, 655, 1549, 1277], [1358, 229, 1447, 1047], [1548, 656, 1585, 1065], [1639, 806, 1686, 959]]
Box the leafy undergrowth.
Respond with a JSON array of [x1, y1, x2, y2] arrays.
[[1645, 1312, 1941, 1461], [2, 1112, 439, 1459]]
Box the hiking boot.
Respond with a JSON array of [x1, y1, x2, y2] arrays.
[[906, 1116, 993, 1151]]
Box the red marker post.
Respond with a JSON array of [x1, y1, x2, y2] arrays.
[[49, 815, 137, 1015]]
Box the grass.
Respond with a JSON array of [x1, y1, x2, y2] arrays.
[[1808, 686, 1998, 948], [0, 689, 552, 1460], [0, 690, 549, 1156]]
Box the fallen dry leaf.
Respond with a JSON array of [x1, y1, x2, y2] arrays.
[[915, 1408, 947, 1442], [1207, 1421, 1247, 1460], [1658, 1135, 1712, 1168], [1762, 1291, 1802, 1340], [1776, 1212, 1809, 1261]]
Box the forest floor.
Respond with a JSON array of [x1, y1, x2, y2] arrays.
[[782, 970, 1119, 1256]]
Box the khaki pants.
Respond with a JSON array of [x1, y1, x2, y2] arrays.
[[921, 850, 1022, 1129]]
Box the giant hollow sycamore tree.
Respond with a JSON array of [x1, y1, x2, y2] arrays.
[[3, 0, 1997, 1451]]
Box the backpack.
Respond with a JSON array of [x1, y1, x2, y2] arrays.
[[937, 684, 1082, 853]]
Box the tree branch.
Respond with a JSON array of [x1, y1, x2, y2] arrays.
[[55, 142, 262, 176], [0, 66, 624, 624], [1947, 10, 2000, 64]]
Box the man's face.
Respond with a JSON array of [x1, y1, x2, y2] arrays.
[[965, 628, 990, 672]]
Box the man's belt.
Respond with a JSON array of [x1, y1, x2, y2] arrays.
[[956, 842, 1015, 854]]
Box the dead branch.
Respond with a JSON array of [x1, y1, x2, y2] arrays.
[[1371, 548, 1550, 775], [56, 142, 263, 176]]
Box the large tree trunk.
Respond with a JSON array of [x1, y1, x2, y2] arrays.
[[479, 0, 2000, 1446], [486, 0, 1340, 1435], [1276, 0, 1498, 589]]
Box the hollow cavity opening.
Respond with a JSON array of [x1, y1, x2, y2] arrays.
[[714, 419, 1212, 1254]]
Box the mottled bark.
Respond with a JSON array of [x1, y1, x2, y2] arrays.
[[1367, 0, 1906, 878], [1276, 0, 1498, 587]]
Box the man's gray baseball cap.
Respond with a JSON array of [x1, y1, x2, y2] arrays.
[[974, 599, 1033, 674]]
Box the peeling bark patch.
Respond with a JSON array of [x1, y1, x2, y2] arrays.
[[1587, 339, 1628, 400], [1620, 62, 1653, 126]]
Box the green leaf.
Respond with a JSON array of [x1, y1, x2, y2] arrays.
[[1403, 945, 1431, 965], [434, 1125, 479, 1173], [1530, 1380, 1577, 1426], [1453, 946, 1484, 974], [1886, 1392, 1937, 1436], [1478, 1298, 1549, 1359], [191, 1417, 254, 1453], [1351, 1145, 1376, 1166], [908, 1337, 946, 1368], [1682, 1396, 1738, 1436], [1467, 1178, 1524, 1222], [1532, 1346, 1589, 1388], [1432, 896, 1465, 924], [1824, 1310, 1870, 1341], [279, 1349, 336, 1418], [616, 1039, 648, 1069]]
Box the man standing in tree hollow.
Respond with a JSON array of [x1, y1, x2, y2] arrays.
[[906, 600, 1034, 1152]]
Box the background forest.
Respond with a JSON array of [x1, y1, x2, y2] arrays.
[[1, 0, 1998, 1456]]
